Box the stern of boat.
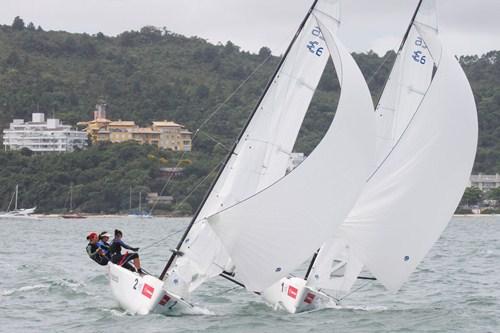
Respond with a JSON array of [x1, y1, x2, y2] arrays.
[[262, 276, 333, 313], [108, 263, 193, 315]]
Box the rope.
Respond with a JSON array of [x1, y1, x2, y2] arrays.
[[148, 51, 274, 214], [337, 280, 372, 302], [141, 160, 224, 251]]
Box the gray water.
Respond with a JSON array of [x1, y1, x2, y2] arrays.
[[0, 216, 498, 333]]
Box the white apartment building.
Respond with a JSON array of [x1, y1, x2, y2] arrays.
[[469, 174, 500, 192], [3, 113, 88, 153]]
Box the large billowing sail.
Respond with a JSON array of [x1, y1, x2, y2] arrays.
[[304, 0, 437, 295], [207, 12, 376, 292], [338, 0, 478, 292], [165, 0, 341, 295]]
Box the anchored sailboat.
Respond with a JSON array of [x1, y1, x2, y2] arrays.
[[62, 183, 86, 219], [267, 0, 478, 313], [107, 0, 376, 315], [0, 185, 37, 220]]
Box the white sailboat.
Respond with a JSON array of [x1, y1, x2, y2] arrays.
[[266, 0, 478, 313], [62, 183, 86, 219], [107, 0, 376, 315], [0, 185, 37, 220], [127, 190, 153, 218]]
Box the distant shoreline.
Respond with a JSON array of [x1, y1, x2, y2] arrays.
[[30, 213, 500, 219], [31, 214, 191, 218]]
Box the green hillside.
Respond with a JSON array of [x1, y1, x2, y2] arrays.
[[0, 17, 498, 213]]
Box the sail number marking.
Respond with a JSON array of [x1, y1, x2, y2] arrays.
[[133, 278, 138, 290], [307, 26, 324, 57], [411, 37, 427, 65]]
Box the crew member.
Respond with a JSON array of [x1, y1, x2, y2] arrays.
[[97, 231, 111, 259], [109, 229, 143, 274], [86, 232, 109, 266]]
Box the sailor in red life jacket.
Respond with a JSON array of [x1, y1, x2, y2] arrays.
[[86, 232, 109, 266]]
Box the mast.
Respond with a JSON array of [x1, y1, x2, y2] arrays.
[[397, 0, 424, 53], [375, 0, 424, 108], [14, 184, 18, 211], [129, 186, 132, 211], [69, 183, 73, 212], [304, 0, 425, 280], [159, 0, 321, 280], [139, 191, 142, 213]]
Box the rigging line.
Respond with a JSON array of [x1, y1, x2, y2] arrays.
[[159, 0, 321, 281], [140, 228, 184, 251], [144, 162, 224, 252], [149, 41, 279, 213], [194, 51, 275, 135], [198, 130, 232, 153], [337, 280, 372, 302], [149, 149, 189, 214], [148, 43, 276, 213], [364, 46, 399, 86], [169, 160, 225, 211]]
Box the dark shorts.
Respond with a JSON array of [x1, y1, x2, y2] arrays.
[[111, 252, 138, 265], [92, 255, 109, 266]]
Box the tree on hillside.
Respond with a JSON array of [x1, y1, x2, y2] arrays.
[[12, 16, 25, 30], [460, 187, 483, 206], [258, 46, 272, 58]]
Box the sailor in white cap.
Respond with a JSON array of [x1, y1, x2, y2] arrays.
[[97, 231, 112, 259]]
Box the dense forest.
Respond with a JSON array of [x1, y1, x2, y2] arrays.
[[0, 17, 498, 213]]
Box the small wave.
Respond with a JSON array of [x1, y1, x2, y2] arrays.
[[101, 307, 129, 317], [315, 300, 388, 312], [2, 283, 50, 296], [185, 305, 215, 316]]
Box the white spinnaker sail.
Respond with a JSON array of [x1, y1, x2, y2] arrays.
[[304, 0, 439, 294], [208, 14, 376, 292], [339, 8, 478, 291], [166, 0, 341, 294]]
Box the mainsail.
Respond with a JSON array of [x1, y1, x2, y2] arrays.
[[333, 0, 478, 292], [162, 0, 342, 295], [207, 11, 377, 292]]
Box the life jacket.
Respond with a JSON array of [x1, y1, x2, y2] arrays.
[[97, 240, 111, 258], [86, 243, 109, 266]]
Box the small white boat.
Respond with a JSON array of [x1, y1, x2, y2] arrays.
[[0, 185, 37, 220], [127, 190, 153, 218]]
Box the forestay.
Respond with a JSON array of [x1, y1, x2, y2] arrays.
[[165, 0, 341, 295], [339, 0, 478, 292], [207, 10, 376, 292]]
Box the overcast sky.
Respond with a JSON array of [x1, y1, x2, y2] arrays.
[[1, 0, 499, 56]]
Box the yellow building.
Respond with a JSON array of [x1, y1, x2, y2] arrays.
[[152, 121, 192, 151], [77, 103, 112, 143], [79, 103, 192, 151]]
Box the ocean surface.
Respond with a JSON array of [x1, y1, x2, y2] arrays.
[[0, 215, 498, 333]]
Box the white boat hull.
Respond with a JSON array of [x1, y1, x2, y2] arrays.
[[108, 263, 195, 315], [262, 276, 333, 314]]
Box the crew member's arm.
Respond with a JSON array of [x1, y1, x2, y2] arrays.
[[118, 240, 139, 252]]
